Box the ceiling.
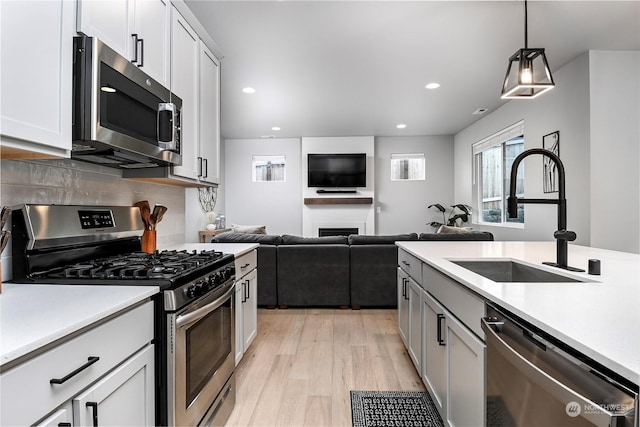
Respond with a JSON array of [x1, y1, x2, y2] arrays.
[[185, 1, 640, 140]]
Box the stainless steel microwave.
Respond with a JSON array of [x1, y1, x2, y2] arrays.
[[72, 36, 182, 169]]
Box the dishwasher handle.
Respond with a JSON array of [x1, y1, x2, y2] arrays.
[[481, 318, 626, 427]]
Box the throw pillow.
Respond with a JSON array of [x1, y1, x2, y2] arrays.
[[437, 225, 473, 234], [230, 224, 267, 234]]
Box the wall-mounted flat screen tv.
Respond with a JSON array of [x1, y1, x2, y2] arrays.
[[307, 153, 366, 188]]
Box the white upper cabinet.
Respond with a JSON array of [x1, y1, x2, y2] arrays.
[[198, 41, 221, 185], [170, 8, 200, 181], [131, 0, 170, 86], [77, 0, 170, 86], [0, 0, 74, 158]]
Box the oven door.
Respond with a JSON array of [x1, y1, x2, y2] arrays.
[[168, 282, 235, 427]]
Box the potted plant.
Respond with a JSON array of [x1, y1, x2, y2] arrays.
[[428, 203, 472, 230]]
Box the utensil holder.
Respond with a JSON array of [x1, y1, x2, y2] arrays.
[[141, 230, 157, 254]]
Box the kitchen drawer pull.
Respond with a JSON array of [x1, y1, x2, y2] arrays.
[[58, 423, 71, 427], [402, 260, 410, 267], [50, 356, 99, 384], [86, 401, 98, 427], [241, 263, 250, 269], [436, 314, 446, 346]]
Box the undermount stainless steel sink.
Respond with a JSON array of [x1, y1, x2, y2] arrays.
[[450, 260, 584, 283]]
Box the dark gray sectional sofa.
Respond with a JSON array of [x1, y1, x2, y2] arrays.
[[211, 231, 494, 308]]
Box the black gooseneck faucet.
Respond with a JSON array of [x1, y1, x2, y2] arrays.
[[507, 148, 584, 272]]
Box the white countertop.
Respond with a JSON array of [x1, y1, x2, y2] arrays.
[[163, 242, 259, 258], [396, 241, 640, 385], [0, 283, 158, 368]]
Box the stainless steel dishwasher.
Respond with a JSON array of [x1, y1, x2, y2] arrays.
[[482, 304, 638, 427]]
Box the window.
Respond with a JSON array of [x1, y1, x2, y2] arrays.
[[473, 122, 525, 225], [252, 155, 286, 182], [390, 153, 425, 181]]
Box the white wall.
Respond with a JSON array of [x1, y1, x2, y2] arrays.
[[589, 51, 640, 253], [454, 51, 640, 253], [223, 138, 302, 235], [376, 135, 454, 235]]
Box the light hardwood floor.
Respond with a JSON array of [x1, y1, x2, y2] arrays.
[[225, 308, 425, 427]]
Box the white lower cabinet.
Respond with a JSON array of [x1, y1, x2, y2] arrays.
[[398, 249, 487, 427], [234, 250, 258, 365], [397, 268, 410, 346], [422, 292, 447, 418], [444, 311, 485, 427], [0, 301, 155, 426], [73, 345, 155, 426], [407, 277, 423, 373]]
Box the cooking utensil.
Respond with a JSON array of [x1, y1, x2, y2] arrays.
[[0, 230, 10, 254], [149, 205, 159, 230], [134, 201, 151, 230], [0, 206, 10, 230], [154, 205, 167, 227]]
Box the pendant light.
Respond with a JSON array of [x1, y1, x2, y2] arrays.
[[501, 0, 555, 99]]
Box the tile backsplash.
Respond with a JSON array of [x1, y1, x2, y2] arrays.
[[1, 158, 185, 281]]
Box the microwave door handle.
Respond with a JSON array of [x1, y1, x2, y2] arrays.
[[481, 318, 621, 427]]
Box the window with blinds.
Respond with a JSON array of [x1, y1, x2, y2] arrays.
[[472, 121, 525, 225]]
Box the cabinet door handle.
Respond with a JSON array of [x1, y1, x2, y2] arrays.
[[437, 314, 446, 346], [50, 356, 99, 384], [131, 33, 139, 64], [245, 279, 250, 300], [58, 423, 72, 427], [197, 157, 203, 177], [138, 37, 144, 67], [86, 401, 99, 427], [402, 278, 407, 298], [203, 158, 208, 178]]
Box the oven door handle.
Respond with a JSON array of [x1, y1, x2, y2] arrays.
[[481, 318, 622, 427], [176, 284, 234, 330]]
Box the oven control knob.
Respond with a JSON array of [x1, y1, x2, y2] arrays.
[[212, 272, 222, 286], [184, 285, 197, 298]]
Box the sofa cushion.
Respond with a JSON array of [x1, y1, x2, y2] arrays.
[[419, 231, 494, 241], [212, 232, 283, 245], [437, 225, 474, 234], [348, 233, 418, 245], [281, 234, 348, 245], [231, 224, 267, 234], [350, 244, 398, 307]]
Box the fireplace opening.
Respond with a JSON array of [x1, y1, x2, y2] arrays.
[[318, 227, 359, 237]]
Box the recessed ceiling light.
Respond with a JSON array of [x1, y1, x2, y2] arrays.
[[396, 124, 407, 129], [260, 135, 276, 139], [425, 83, 440, 90], [242, 87, 256, 94], [271, 126, 281, 131]]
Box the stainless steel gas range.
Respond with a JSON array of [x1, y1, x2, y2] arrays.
[[11, 204, 236, 426]]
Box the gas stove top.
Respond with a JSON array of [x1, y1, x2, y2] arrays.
[[30, 249, 229, 283]]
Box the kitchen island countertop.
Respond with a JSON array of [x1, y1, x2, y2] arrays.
[[0, 284, 158, 368], [396, 241, 640, 385]]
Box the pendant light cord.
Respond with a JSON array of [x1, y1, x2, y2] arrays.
[[524, 0, 528, 48]]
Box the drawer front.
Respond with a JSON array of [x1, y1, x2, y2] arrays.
[[235, 249, 257, 279], [422, 264, 485, 339], [398, 249, 422, 284], [0, 301, 154, 426]]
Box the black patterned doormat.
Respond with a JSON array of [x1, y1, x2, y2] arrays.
[[350, 390, 444, 427]]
